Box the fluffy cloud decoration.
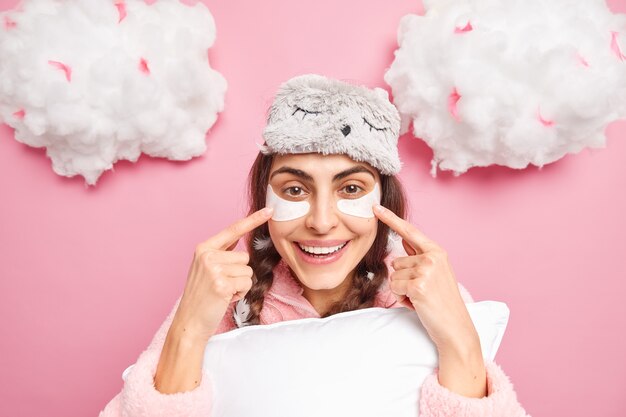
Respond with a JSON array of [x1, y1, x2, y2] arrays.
[[385, 0, 626, 177], [0, 0, 226, 185]]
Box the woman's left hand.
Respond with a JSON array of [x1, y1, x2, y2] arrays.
[[373, 204, 480, 356]]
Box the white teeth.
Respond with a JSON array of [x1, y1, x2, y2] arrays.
[[298, 242, 347, 255]]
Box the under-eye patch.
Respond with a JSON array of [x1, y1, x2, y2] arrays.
[[337, 183, 381, 218], [266, 185, 310, 221], [265, 183, 381, 221]]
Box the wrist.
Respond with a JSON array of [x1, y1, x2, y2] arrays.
[[155, 327, 207, 394], [169, 318, 213, 345], [437, 345, 487, 398], [437, 343, 485, 371], [435, 325, 482, 358]]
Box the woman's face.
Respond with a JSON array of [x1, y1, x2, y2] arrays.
[[267, 153, 380, 293]]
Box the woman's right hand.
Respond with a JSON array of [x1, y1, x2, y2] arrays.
[[171, 207, 274, 343], [154, 207, 274, 394]]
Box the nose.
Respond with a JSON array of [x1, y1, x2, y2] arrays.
[[305, 194, 339, 234], [341, 125, 351, 137]]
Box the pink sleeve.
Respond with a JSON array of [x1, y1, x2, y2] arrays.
[[98, 296, 237, 417], [418, 284, 531, 417], [419, 360, 531, 417]]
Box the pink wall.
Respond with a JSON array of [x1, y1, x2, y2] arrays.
[[1, 1, 625, 416]]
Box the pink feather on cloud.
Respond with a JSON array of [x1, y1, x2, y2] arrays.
[[610, 31, 625, 61], [454, 21, 473, 33], [138, 58, 150, 74], [115, 1, 127, 24], [3, 15, 16, 30], [448, 88, 462, 122], [537, 108, 555, 127], [48, 60, 72, 82]]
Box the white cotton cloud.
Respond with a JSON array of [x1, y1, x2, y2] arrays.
[[384, 0, 626, 177], [0, 0, 227, 185]]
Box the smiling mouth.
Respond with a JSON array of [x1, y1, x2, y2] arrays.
[[296, 242, 348, 257]]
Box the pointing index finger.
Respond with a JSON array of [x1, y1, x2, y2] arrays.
[[205, 207, 274, 251], [373, 204, 438, 254]]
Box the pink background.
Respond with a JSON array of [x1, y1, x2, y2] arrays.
[[1, 0, 625, 416]]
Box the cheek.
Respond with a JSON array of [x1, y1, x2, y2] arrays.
[[343, 216, 378, 241], [268, 220, 301, 244]]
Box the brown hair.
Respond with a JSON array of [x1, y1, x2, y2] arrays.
[[241, 152, 407, 325]]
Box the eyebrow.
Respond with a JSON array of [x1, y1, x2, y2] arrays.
[[269, 165, 376, 182], [333, 166, 376, 181]]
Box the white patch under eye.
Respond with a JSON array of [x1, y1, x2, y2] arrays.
[[265, 185, 310, 221], [337, 183, 381, 218]]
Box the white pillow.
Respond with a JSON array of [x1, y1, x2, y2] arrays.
[[201, 301, 509, 417]]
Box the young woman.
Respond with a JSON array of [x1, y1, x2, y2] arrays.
[[99, 75, 529, 417]]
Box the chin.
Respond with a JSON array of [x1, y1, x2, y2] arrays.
[[297, 269, 350, 290], [285, 242, 361, 290]]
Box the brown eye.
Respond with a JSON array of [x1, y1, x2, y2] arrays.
[[284, 186, 305, 197], [342, 184, 363, 195]]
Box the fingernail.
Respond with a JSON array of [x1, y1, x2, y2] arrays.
[[262, 207, 274, 216], [374, 204, 385, 213]]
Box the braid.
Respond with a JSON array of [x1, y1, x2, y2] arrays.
[[234, 152, 278, 327], [242, 225, 281, 325]]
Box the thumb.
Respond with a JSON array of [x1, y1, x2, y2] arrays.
[[394, 294, 415, 310], [402, 239, 418, 256]]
